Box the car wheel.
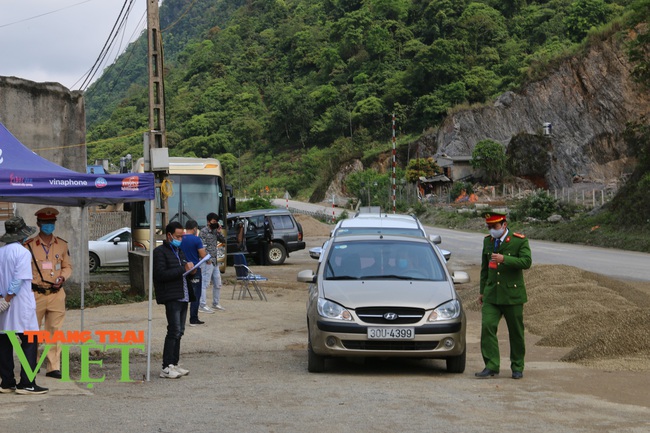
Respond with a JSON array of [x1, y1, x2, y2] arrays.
[[307, 332, 325, 373], [89, 252, 100, 273], [267, 243, 287, 265], [446, 347, 466, 374]]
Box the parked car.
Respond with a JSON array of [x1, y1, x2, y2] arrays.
[[226, 209, 306, 265], [298, 234, 470, 373], [88, 227, 131, 272], [309, 213, 451, 261]]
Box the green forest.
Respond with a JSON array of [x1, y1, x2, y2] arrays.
[[85, 0, 649, 206]]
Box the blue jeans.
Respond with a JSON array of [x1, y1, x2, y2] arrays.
[[162, 301, 188, 368], [201, 261, 222, 307], [189, 274, 202, 322]]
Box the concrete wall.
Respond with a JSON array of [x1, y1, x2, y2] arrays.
[[0, 76, 86, 286]]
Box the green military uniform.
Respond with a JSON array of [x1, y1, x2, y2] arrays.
[[479, 228, 532, 374]]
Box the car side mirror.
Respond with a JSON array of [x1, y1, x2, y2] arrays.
[[297, 269, 316, 283], [429, 234, 442, 244], [451, 271, 470, 284], [309, 247, 322, 260], [112, 237, 121, 244]]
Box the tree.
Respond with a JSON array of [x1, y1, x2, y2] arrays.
[[564, 0, 610, 42], [463, 66, 499, 103], [406, 157, 441, 183], [458, 3, 508, 55], [471, 139, 507, 184]]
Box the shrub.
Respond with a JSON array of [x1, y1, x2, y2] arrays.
[[236, 196, 273, 212], [450, 181, 474, 200], [512, 190, 559, 220]]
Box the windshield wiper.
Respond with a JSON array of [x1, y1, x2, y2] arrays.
[[363, 274, 421, 280]]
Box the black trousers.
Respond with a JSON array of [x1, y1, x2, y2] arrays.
[[162, 301, 188, 368], [0, 332, 38, 387]]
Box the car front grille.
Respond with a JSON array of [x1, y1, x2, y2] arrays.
[[342, 340, 439, 351], [356, 307, 425, 324]]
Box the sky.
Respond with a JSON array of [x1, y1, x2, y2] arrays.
[[1, 0, 149, 91]]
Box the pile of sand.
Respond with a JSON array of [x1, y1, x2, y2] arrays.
[[460, 264, 650, 371], [295, 213, 332, 237]]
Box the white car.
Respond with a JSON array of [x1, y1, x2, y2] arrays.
[[310, 213, 452, 261], [88, 227, 131, 272]]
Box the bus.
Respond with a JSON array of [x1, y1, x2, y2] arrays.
[[129, 157, 235, 272]]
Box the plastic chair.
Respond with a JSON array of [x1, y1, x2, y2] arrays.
[[231, 253, 268, 301]]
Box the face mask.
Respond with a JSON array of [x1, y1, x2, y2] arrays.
[[209, 223, 219, 230], [397, 259, 408, 269], [40, 224, 55, 235], [170, 239, 182, 248], [489, 228, 505, 239]]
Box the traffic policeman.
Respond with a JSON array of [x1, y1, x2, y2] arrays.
[[475, 212, 532, 380], [23, 207, 72, 379]]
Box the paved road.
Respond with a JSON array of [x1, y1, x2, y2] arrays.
[[273, 199, 650, 282], [425, 226, 650, 283]]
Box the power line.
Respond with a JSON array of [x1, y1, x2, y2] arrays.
[[0, 0, 95, 29], [78, 0, 138, 91]]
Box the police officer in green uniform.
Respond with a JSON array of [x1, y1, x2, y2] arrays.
[[475, 212, 532, 380]]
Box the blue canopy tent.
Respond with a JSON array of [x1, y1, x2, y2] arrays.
[[0, 121, 157, 375], [0, 122, 154, 205]]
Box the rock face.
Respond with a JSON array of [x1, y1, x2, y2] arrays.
[[324, 159, 363, 205], [435, 34, 650, 189]]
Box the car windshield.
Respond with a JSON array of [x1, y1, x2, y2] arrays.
[[132, 174, 224, 229], [324, 240, 445, 281], [334, 227, 423, 237]]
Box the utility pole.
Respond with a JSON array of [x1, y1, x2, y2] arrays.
[[145, 0, 169, 382], [146, 0, 169, 235]]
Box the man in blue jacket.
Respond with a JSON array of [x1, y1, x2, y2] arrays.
[[181, 220, 207, 326], [153, 221, 196, 379]]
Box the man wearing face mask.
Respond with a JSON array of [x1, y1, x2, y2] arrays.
[[23, 207, 72, 380], [475, 212, 532, 380], [199, 213, 226, 312], [153, 221, 196, 379]]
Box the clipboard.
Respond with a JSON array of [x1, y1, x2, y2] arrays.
[[183, 253, 211, 276]]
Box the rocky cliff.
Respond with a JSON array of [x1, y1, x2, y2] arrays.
[[434, 32, 650, 189]]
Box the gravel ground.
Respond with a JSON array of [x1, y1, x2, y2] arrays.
[[2, 215, 650, 432]]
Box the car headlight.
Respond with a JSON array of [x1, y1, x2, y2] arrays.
[[427, 299, 461, 321], [317, 298, 352, 321]]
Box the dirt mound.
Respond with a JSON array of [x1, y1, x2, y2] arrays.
[[294, 213, 332, 237], [460, 264, 650, 370]]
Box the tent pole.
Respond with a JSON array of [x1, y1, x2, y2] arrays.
[[81, 204, 87, 331], [146, 198, 155, 381]]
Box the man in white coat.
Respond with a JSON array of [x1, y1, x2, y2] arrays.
[[0, 217, 48, 395]]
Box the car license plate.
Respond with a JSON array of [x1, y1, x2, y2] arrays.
[[367, 327, 414, 340]]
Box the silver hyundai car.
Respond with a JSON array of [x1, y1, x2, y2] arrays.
[[298, 234, 470, 373]]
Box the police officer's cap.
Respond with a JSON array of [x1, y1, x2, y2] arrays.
[[35, 207, 59, 221], [483, 211, 507, 224]]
